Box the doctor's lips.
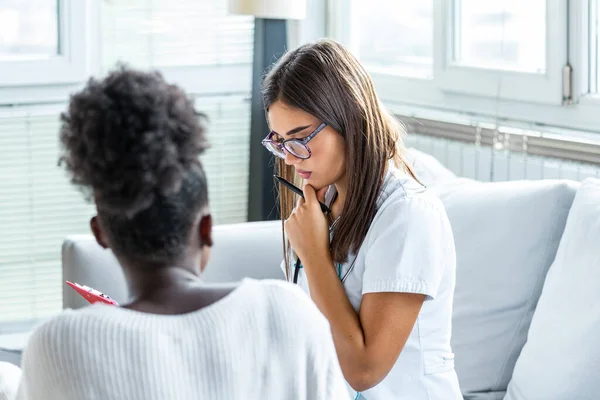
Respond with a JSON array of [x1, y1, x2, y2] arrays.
[[296, 169, 312, 179]]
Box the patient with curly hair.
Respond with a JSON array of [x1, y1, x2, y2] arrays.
[[10, 66, 347, 400]]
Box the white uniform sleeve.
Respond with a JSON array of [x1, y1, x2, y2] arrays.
[[362, 195, 455, 300]]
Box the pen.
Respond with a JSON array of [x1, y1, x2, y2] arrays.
[[274, 175, 331, 214]]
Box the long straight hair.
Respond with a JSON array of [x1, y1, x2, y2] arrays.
[[262, 39, 417, 279]]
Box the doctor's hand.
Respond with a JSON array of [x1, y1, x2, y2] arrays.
[[284, 183, 330, 264]]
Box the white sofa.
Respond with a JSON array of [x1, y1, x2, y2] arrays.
[[59, 150, 600, 400]]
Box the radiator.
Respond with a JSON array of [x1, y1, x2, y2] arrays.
[[401, 117, 600, 183]]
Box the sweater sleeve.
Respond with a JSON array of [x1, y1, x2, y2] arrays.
[[0, 361, 21, 400], [282, 285, 350, 399], [15, 327, 47, 399], [15, 314, 74, 400], [265, 280, 350, 399], [308, 331, 351, 400]]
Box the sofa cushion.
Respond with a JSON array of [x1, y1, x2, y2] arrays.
[[504, 178, 600, 400], [405, 147, 457, 186], [431, 179, 578, 400]]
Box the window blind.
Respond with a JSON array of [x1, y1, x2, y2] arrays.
[[196, 95, 251, 224], [102, 0, 254, 69], [0, 0, 254, 324], [0, 96, 250, 324], [0, 107, 94, 323]]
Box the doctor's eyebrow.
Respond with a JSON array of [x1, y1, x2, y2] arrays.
[[283, 125, 312, 137]]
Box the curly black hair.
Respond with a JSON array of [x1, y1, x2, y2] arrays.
[[59, 65, 210, 264]]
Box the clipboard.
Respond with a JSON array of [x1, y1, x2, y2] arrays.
[[65, 281, 119, 306]]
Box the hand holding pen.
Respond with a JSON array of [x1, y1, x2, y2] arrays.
[[274, 175, 331, 214], [276, 176, 332, 284]]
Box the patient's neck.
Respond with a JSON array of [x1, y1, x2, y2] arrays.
[[128, 264, 200, 291], [120, 258, 238, 315], [122, 256, 199, 307]]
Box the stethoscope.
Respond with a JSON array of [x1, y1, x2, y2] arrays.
[[292, 252, 358, 284]]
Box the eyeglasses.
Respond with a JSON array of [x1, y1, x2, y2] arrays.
[[261, 122, 327, 160]]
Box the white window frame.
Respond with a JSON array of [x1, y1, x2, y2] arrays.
[[435, 0, 567, 105], [0, 0, 98, 104], [147, 65, 252, 98], [329, 0, 600, 134], [574, 0, 600, 104]]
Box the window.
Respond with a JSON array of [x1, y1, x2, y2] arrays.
[[436, 0, 565, 104], [0, 0, 58, 61], [569, 0, 600, 101], [596, 4, 600, 91], [335, 0, 566, 106], [101, 0, 254, 95], [0, 0, 254, 325], [351, 0, 433, 78], [452, 0, 546, 74], [589, 0, 600, 93], [0, 0, 91, 88], [328, 1, 600, 133]]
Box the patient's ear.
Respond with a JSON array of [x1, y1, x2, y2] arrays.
[[199, 214, 213, 247], [90, 216, 109, 249]]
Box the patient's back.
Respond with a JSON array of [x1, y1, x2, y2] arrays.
[[16, 279, 348, 400]]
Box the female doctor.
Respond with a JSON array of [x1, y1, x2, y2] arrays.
[[261, 39, 463, 399]]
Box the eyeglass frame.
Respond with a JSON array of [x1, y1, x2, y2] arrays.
[[261, 122, 328, 160]]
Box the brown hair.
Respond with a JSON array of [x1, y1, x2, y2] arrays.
[[262, 39, 417, 279]]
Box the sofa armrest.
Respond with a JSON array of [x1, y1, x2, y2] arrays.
[[62, 220, 284, 310]]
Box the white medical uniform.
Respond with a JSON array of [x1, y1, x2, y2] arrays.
[[283, 166, 463, 400]]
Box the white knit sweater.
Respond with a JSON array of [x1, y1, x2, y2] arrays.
[[15, 279, 349, 400]]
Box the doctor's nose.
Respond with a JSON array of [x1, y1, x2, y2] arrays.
[[284, 150, 301, 166]]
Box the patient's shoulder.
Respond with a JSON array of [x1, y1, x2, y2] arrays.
[[251, 279, 318, 309], [20, 308, 96, 379], [24, 307, 104, 352], [247, 279, 331, 335], [27, 308, 80, 343]]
